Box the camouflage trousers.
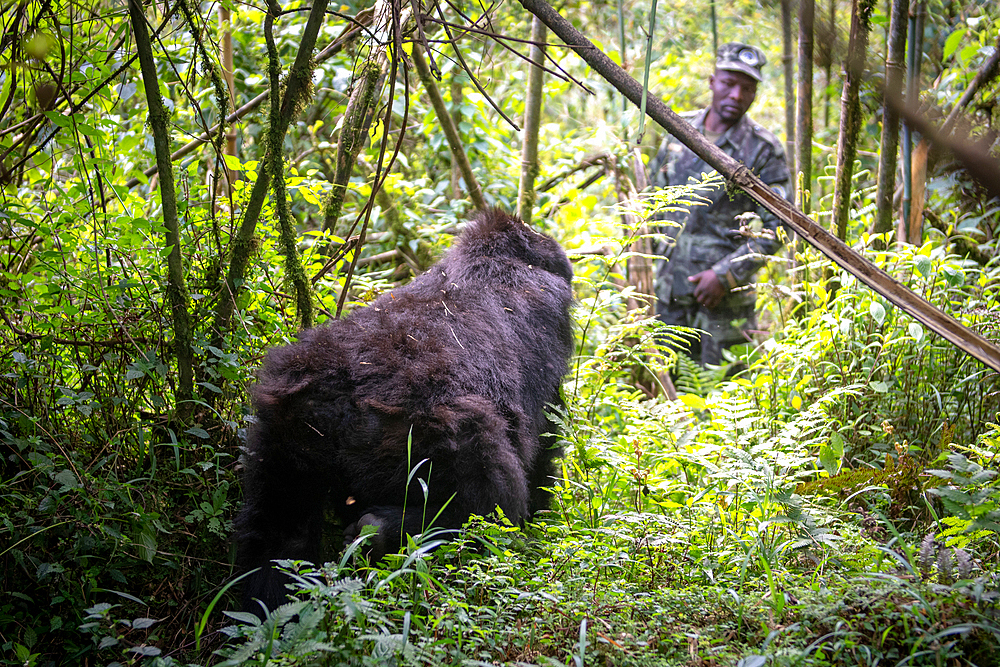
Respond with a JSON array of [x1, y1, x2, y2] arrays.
[[655, 296, 756, 367]]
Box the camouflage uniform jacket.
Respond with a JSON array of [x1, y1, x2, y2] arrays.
[[648, 109, 792, 307]]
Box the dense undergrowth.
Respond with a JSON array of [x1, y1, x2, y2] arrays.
[[4, 188, 1000, 665], [3, 2, 1000, 664]]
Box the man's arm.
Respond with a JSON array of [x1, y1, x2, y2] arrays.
[[710, 141, 791, 290]]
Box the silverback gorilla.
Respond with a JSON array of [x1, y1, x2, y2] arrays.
[[236, 209, 574, 614]]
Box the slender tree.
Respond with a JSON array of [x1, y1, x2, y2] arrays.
[[873, 0, 908, 239], [796, 0, 815, 213], [517, 17, 547, 223], [212, 0, 330, 346], [128, 0, 194, 414], [411, 43, 487, 210], [782, 0, 796, 179], [900, 0, 925, 244], [831, 0, 875, 240]]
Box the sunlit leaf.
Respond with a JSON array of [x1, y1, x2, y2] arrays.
[[943, 29, 966, 60]]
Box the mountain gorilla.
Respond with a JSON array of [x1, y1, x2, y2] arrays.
[[235, 209, 574, 614]]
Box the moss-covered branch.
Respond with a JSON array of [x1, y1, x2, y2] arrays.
[[322, 61, 382, 233], [266, 0, 313, 329], [128, 0, 194, 415], [211, 0, 329, 346]]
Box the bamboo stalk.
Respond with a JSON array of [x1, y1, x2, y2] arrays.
[[517, 16, 547, 223], [873, 0, 908, 239], [831, 0, 875, 241], [782, 0, 796, 178], [796, 0, 814, 214]]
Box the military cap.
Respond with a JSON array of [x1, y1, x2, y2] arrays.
[[716, 42, 766, 82]]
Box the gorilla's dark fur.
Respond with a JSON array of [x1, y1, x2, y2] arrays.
[[236, 209, 574, 613]]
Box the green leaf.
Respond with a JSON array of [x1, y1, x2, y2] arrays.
[[869, 301, 886, 325], [943, 29, 966, 60], [222, 153, 243, 171], [830, 431, 845, 457], [819, 443, 840, 475], [908, 322, 924, 342], [959, 43, 980, 67], [678, 394, 706, 410], [912, 254, 932, 278], [54, 469, 80, 489], [44, 111, 71, 128], [869, 381, 889, 393], [137, 531, 157, 563], [75, 122, 105, 138]]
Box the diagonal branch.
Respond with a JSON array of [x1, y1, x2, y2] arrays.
[[412, 42, 486, 210], [435, 1, 519, 130], [519, 0, 1000, 373]]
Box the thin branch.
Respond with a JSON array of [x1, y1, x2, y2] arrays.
[[420, 15, 589, 89], [435, 1, 519, 130], [123, 14, 368, 190]]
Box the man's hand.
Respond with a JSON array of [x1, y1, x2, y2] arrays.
[[688, 270, 727, 309]]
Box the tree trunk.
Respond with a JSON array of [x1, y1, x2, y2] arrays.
[[873, 0, 908, 240], [322, 60, 382, 233], [128, 0, 194, 415], [782, 0, 796, 179], [831, 0, 875, 241], [796, 0, 814, 213], [517, 17, 547, 223], [265, 0, 313, 329], [900, 0, 924, 243], [519, 0, 1000, 373], [411, 43, 487, 211]]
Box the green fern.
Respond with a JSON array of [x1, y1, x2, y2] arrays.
[[673, 353, 727, 397]]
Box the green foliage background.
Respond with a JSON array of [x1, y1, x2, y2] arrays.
[[1, 0, 999, 665]]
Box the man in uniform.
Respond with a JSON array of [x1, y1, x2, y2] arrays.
[[648, 42, 792, 367]]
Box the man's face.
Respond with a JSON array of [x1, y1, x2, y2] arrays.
[[708, 69, 758, 125]]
